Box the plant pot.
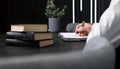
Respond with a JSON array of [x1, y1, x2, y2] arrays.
[[48, 18, 60, 32]]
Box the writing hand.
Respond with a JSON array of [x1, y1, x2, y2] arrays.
[[75, 21, 92, 36]]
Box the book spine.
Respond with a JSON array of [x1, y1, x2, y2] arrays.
[[5, 39, 39, 47], [6, 32, 34, 40]]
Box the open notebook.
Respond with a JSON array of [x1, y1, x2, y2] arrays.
[[58, 32, 87, 41]]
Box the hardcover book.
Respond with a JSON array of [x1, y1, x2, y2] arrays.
[[11, 24, 48, 32], [6, 39, 54, 48], [6, 32, 53, 41]]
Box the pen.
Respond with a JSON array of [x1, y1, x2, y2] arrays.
[[81, 21, 85, 27]]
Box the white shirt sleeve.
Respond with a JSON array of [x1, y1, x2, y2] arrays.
[[87, 3, 120, 48]]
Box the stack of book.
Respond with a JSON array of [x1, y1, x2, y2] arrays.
[[6, 24, 54, 48]]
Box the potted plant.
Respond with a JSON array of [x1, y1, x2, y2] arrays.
[[45, 0, 67, 32]]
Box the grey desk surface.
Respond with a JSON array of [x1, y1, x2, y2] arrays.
[[0, 33, 86, 58]]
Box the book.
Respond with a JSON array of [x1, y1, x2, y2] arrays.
[[6, 39, 54, 48], [11, 24, 48, 32], [58, 32, 87, 41], [6, 32, 53, 41]]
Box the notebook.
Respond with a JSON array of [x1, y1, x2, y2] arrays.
[[58, 32, 87, 41]]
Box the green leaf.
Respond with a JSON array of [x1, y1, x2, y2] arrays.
[[45, 0, 67, 18]]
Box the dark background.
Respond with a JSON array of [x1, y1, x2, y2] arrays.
[[0, 0, 111, 33]]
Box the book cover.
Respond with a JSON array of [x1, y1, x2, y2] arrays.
[[6, 32, 53, 41], [6, 39, 54, 48], [11, 24, 48, 32]]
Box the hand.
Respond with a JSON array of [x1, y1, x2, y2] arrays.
[[75, 22, 92, 36]]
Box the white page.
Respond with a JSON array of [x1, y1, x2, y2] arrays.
[[58, 32, 87, 39]]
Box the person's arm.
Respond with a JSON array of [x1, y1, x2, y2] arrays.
[[87, 6, 120, 48]]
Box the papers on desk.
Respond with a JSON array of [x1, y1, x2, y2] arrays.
[[58, 32, 87, 41]]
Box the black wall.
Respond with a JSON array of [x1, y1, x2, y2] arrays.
[[75, 0, 111, 23], [8, 0, 73, 31], [76, 0, 90, 22], [1, 0, 111, 32], [0, 0, 9, 32]]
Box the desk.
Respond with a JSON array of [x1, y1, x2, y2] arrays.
[[0, 33, 86, 58]]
